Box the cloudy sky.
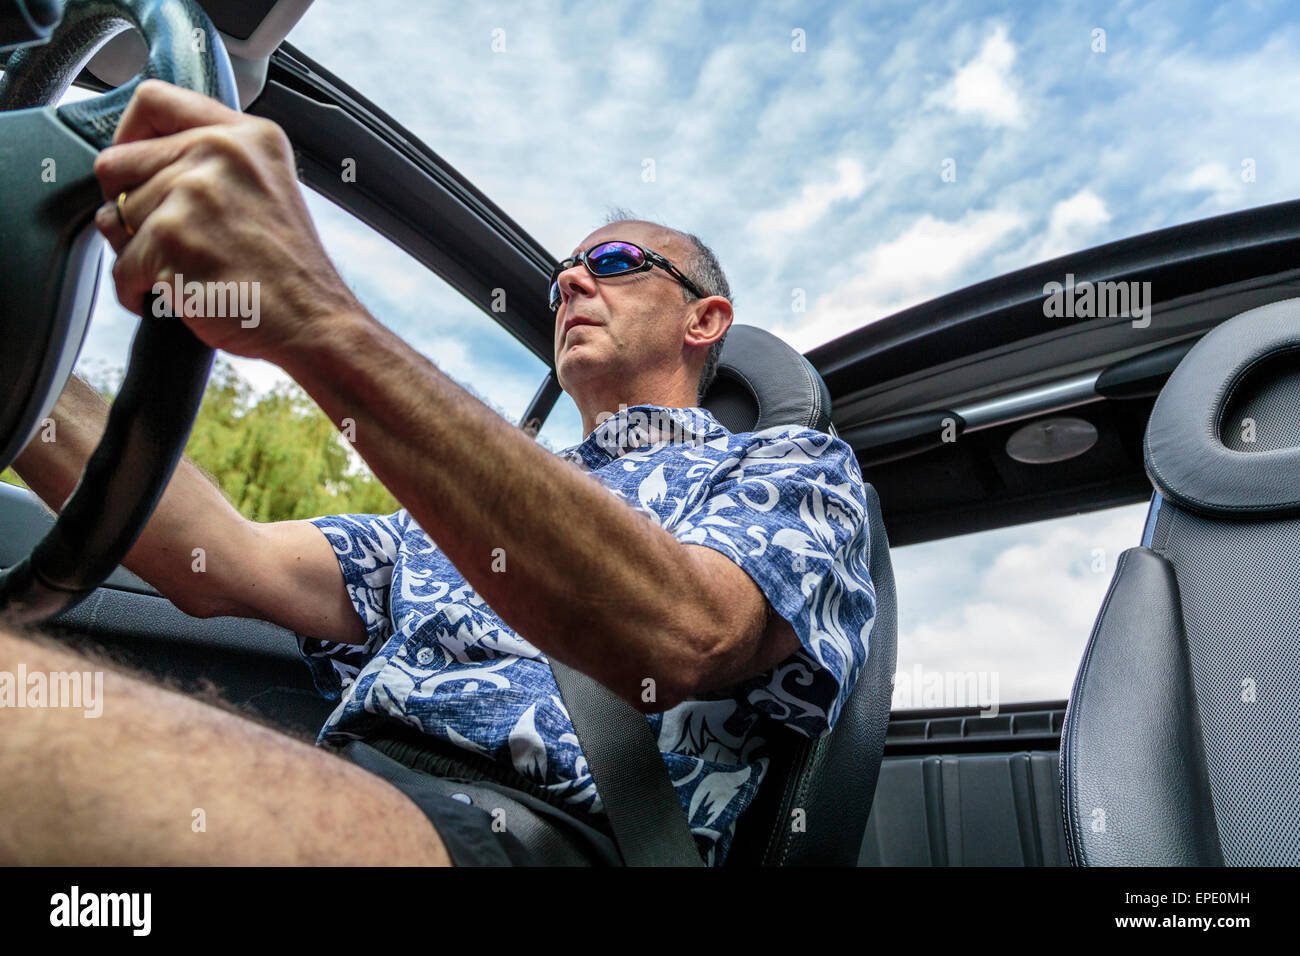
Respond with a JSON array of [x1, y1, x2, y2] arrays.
[[65, 0, 1299, 703]]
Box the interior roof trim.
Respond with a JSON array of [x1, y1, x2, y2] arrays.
[[809, 198, 1300, 399]]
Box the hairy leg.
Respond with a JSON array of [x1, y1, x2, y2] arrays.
[[0, 625, 451, 866]]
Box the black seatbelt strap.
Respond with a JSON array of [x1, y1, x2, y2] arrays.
[[547, 657, 705, 866]]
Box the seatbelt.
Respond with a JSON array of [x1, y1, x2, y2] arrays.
[[547, 657, 705, 866]]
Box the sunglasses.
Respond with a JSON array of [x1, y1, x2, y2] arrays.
[[549, 240, 707, 312]]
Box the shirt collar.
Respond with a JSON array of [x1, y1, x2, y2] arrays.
[[558, 404, 729, 470]]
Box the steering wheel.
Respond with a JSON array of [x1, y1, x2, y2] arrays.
[[0, 0, 238, 625]]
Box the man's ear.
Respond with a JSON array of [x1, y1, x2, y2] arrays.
[[684, 295, 733, 351]]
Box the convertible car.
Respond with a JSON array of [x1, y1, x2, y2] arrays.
[[1, 0, 1296, 869]]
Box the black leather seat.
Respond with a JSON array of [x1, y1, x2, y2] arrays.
[[1061, 298, 1300, 866], [701, 325, 898, 866]]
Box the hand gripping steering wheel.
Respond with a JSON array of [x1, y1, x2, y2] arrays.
[[0, 0, 238, 624]]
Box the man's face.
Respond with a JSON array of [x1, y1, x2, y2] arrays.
[[552, 222, 695, 402]]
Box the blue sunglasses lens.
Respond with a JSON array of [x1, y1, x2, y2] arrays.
[[549, 242, 648, 310], [587, 241, 645, 275]]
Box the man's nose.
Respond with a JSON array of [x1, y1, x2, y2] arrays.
[[555, 264, 591, 313]]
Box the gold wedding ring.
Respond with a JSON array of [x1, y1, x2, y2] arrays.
[[115, 190, 135, 237]]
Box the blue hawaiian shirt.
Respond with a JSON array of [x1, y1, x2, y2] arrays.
[[294, 403, 877, 865]]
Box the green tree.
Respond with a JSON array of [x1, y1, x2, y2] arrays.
[[3, 359, 400, 521], [3, 358, 548, 521], [181, 358, 402, 521]]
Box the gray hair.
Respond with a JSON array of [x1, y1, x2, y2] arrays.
[[600, 207, 732, 403]]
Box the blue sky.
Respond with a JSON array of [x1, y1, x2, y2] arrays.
[[64, 0, 1298, 701]]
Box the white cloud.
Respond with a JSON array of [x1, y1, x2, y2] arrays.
[[749, 157, 872, 241], [774, 206, 1026, 349], [928, 24, 1026, 128], [865, 207, 1025, 285], [1023, 188, 1112, 264], [1170, 161, 1245, 208]]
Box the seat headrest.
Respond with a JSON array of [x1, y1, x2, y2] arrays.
[[701, 325, 833, 434], [1145, 297, 1300, 518]]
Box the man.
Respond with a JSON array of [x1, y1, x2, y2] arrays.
[[1, 80, 876, 866]]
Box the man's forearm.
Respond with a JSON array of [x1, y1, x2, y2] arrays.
[[11, 374, 111, 511], [274, 312, 724, 707], [11, 374, 254, 619]]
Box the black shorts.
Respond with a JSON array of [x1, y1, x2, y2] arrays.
[[338, 739, 621, 867]]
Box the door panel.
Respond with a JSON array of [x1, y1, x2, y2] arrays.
[[860, 751, 1068, 866], [860, 702, 1070, 866]]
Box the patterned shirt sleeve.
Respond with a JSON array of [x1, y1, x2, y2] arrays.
[[670, 428, 876, 738], [294, 510, 409, 699]]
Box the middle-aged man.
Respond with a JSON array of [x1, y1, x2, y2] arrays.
[[1, 80, 876, 866]]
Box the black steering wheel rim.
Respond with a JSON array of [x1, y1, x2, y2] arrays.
[[0, 0, 238, 625]]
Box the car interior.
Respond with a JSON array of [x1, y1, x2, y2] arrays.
[[1, 0, 1297, 867]]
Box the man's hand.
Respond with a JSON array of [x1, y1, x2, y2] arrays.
[[92, 79, 359, 363]]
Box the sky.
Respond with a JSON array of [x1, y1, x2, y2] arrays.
[[59, 0, 1300, 703]]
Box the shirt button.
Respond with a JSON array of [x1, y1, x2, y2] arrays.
[[415, 647, 435, 665], [449, 792, 473, 805]]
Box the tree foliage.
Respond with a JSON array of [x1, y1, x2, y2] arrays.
[[183, 358, 402, 520], [3, 358, 400, 521]]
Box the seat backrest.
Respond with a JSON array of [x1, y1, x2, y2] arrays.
[[1061, 298, 1300, 866], [702, 324, 833, 435], [701, 325, 898, 866]]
